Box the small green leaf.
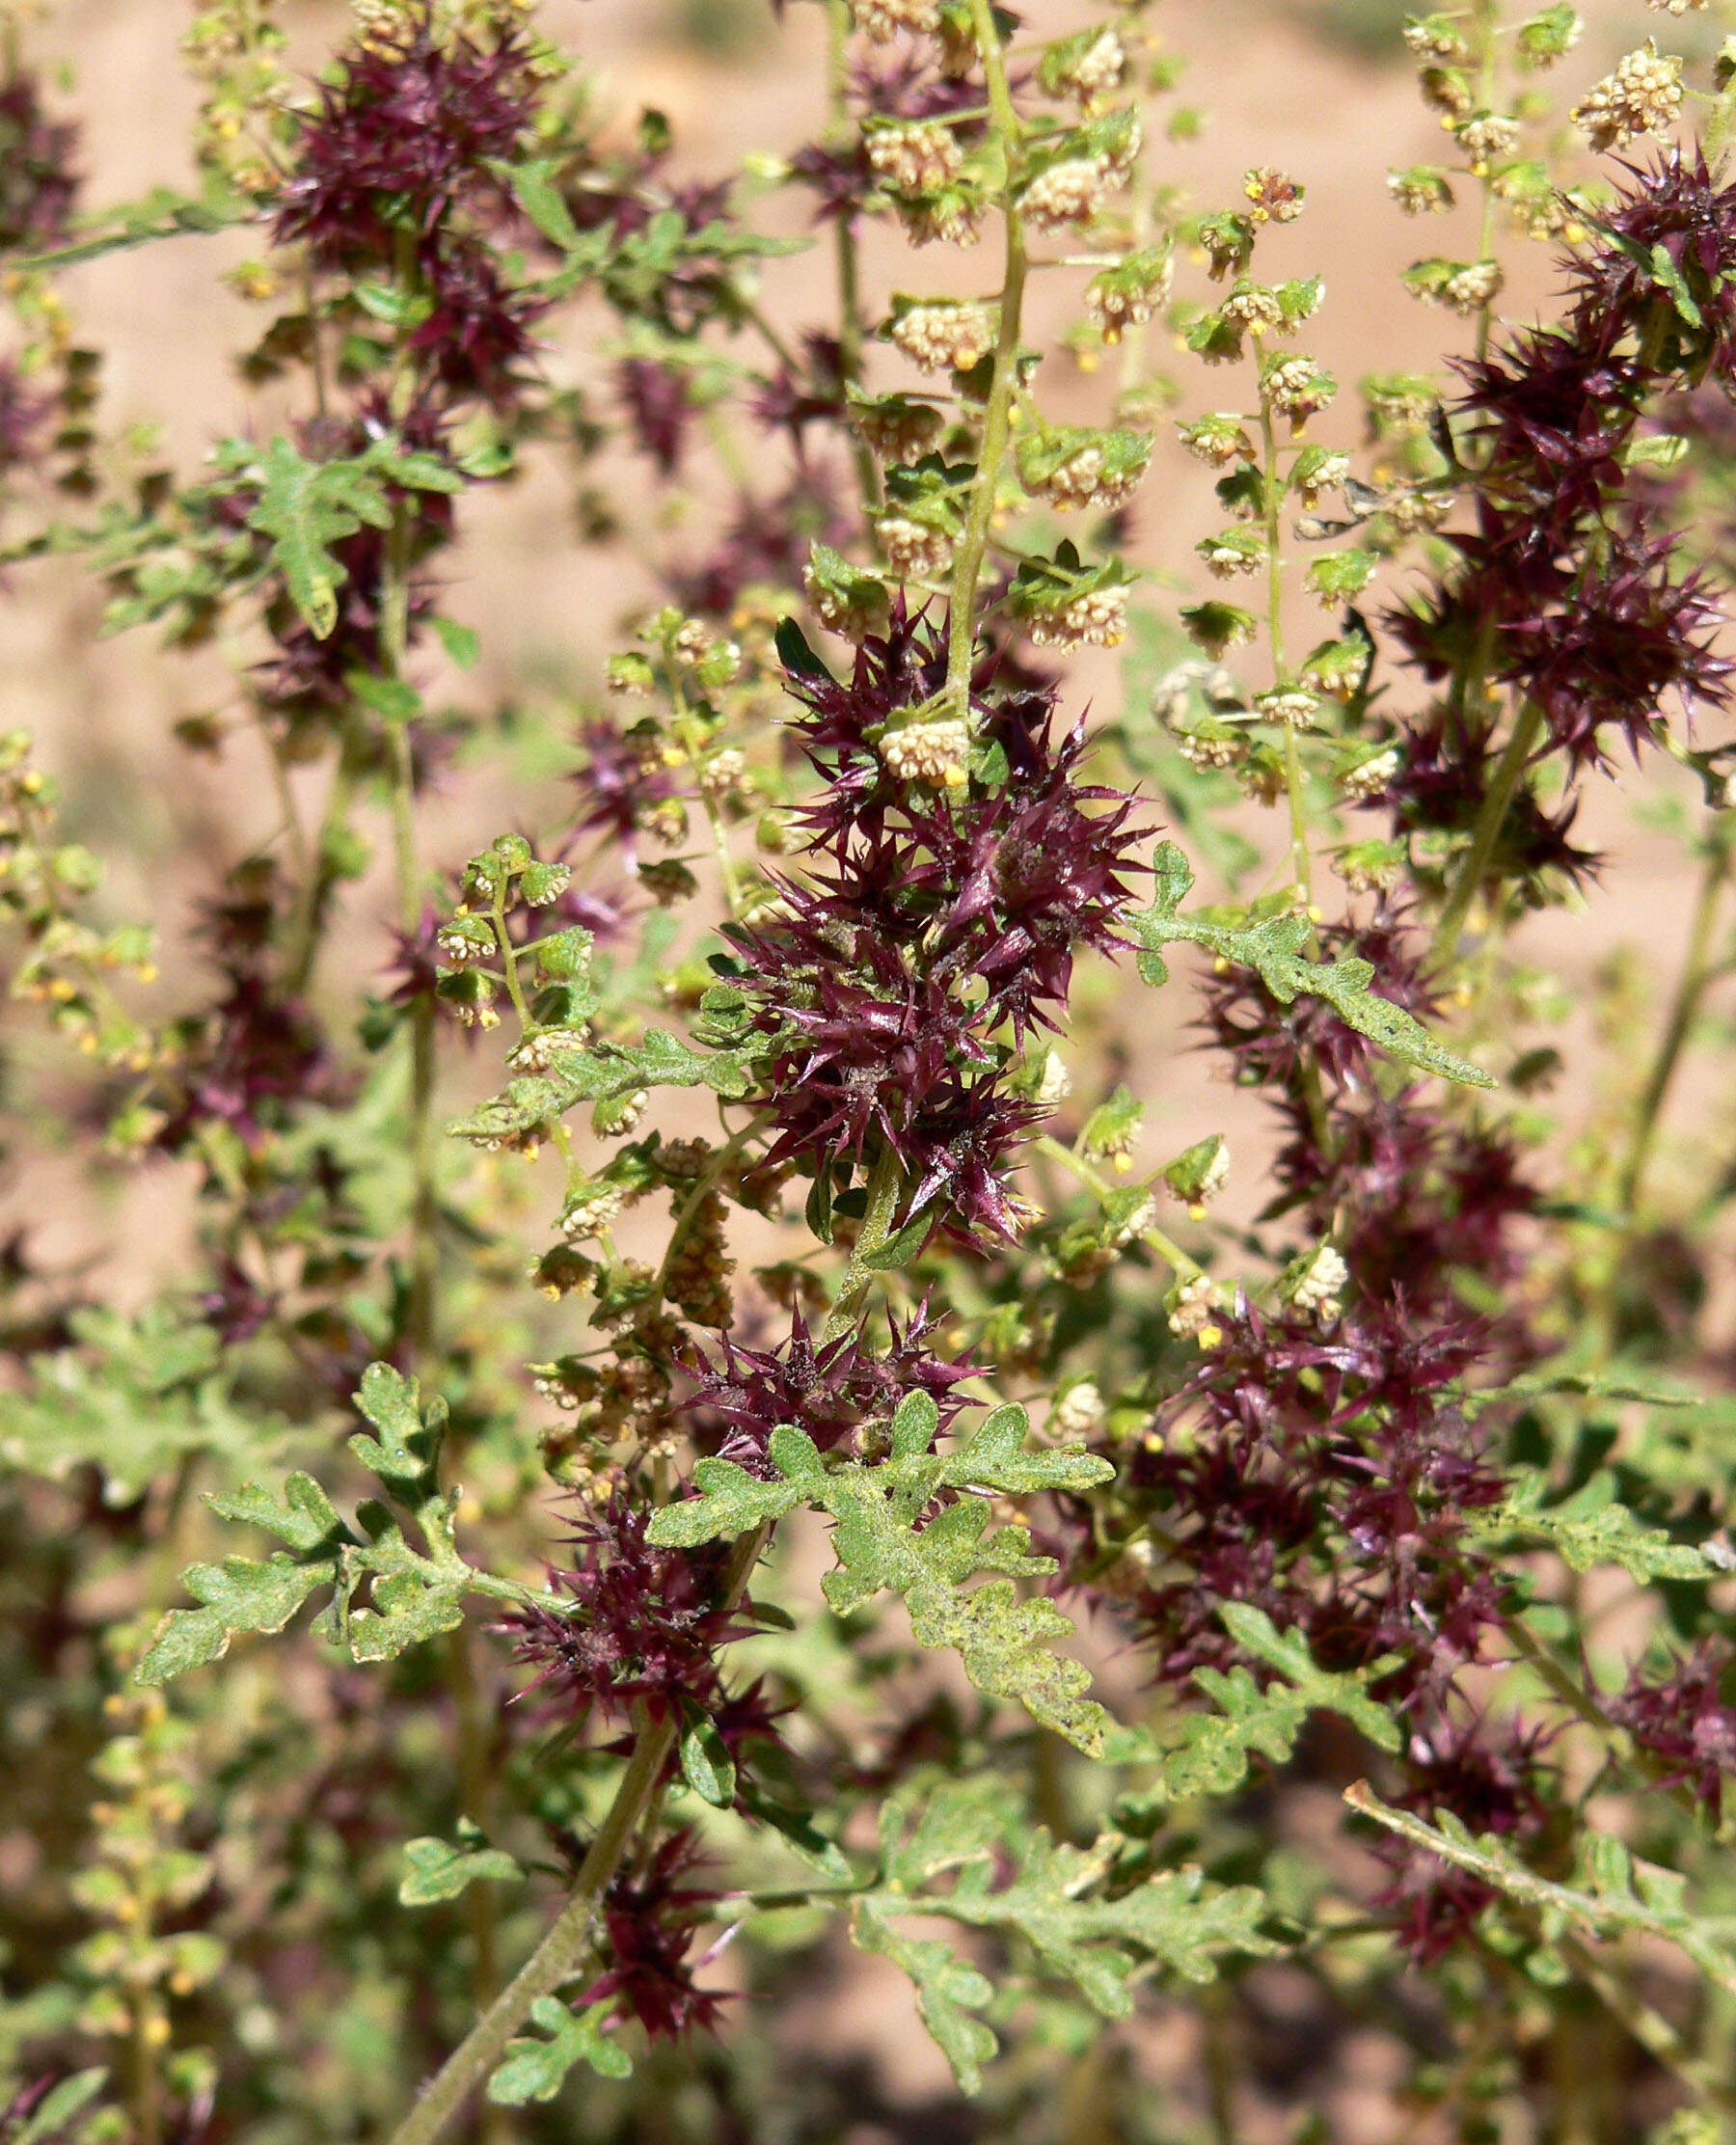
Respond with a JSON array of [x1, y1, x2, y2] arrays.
[[487, 1998, 632, 2104], [244, 437, 394, 640], [348, 1362, 447, 1497], [136, 1552, 339, 1686], [679, 1712, 739, 1808], [14, 2069, 110, 2145], [206, 1472, 347, 1556], [1473, 1472, 1726, 1582], [852, 1906, 997, 2096], [859, 1205, 936, 1271], [432, 616, 481, 668], [502, 158, 584, 251], [1131, 839, 1491, 1087], [399, 1832, 524, 1907], [775, 614, 835, 682]]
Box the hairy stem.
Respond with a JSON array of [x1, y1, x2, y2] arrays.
[[945, 0, 1027, 717], [823, 1144, 906, 1344], [1470, 0, 1500, 365], [1614, 825, 1732, 1217], [1432, 697, 1543, 964], [1032, 1134, 1202, 1281], [379, 499, 439, 1364], [1259, 398, 1311, 902], [827, 0, 880, 513], [388, 1142, 915, 2145]]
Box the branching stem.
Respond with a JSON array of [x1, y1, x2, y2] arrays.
[[1432, 698, 1543, 964], [945, 0, 1027, 718]]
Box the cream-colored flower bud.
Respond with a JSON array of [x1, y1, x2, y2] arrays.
[[850, 0, 939, 38], [1340, 746, 1399, 801], [1571, 42, 1683, 152], [1060, 28, 1126, 104], [1285, 1242, 1349, 1323], [1167, 1273, 1220, 1339], [877, 515, 955, 582], [866, 121, 963, 194], [1255, 687, 1321, 730], [881, 718, 970, 787], [1020, 158, 1112, 232], [1050, 1382, 1105, 1438], [1455, 112, 1521, 167], [1029, 587, 1127, 649], [890, 301, 995, 373]]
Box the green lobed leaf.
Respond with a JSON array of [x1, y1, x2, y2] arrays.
[[486, 1998, 633, 2104], [851, 1906, 997, 2095], [138, 1365, 499, 1685], [399, 1831, 524, 1907], [243, 437, 395, 640], [347, 1362, 448, 1498], [649, 1404, 1117, 1751], [0, 1303, 298, 1507], [205, 1472, 348, 1557], [854, 1781, 1274, 2094], [1471, 1471, 1728, 1582], [446, 1029, 758, 1145], [1345, 1782, 1736, 1997], [1131, 840, 1492, 1087], [1126, 1604, 1400, 1811], [500, 157, 584, 250], [135, 1552, 339, 1687], [12, 183, 253, 272]]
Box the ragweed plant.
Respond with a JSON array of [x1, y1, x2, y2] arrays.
[[5, 1, 1736, 2141]]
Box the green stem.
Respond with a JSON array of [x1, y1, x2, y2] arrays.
[[1613, 826, 1732, 1218], [387, 1128, 922, 2145], [823, 1145, 906, 1344], [387, 1524, 766, 2145], [1432, 697, 1543, 964], [945, 0, 1027, 719], [827, 0, 880, 514], [1471, 0, 1500, 365], [1032, 1135, 1201, 1280], [378, 496, 439, 1364], [1259, 398, 1311, 901], [1558, 1935, 1736, 2115], [283, 729, 359, 995]]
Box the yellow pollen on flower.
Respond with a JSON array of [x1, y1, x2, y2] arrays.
[[1197, 1323, 1223, 1349], [1112, 1153, 1131, 1174], [1188, 1201, 1207, 1221], [662, 746, 688, 767], [78, 1033, 97, 1055], [1306, 904, 1324, 923]]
